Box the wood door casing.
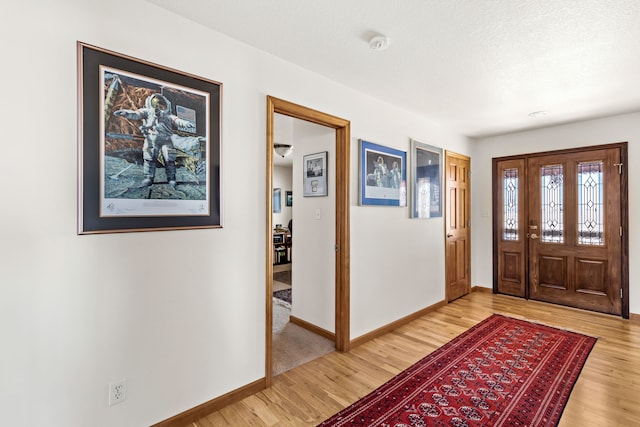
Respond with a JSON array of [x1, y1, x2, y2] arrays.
[[528, 148, 622, 315], [445, 151, 471, 302]]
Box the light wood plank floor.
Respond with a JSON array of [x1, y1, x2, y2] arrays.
[[188, 291, 640, 426]]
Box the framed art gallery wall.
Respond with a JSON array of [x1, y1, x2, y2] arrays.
[[3, 2, 475, 427]]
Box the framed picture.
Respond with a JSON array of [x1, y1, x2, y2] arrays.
[[273, 188, 282, 213], [359, 140, 406, 206], [410, 139, 443, 218], [303, 152, 328, 197], [77, 42, 222, 234], [286, 191, 293, 207]]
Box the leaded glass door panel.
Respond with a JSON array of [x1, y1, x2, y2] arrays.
[[495, 159, 527, 297], [527, 148, 622, 315]]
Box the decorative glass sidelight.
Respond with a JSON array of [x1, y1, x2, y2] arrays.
[[577, 161, 604, 245], [503, 168, 519, 240], [541, 165, 564, 243]]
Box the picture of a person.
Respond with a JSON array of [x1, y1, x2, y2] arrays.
[[389, 161, 401, 188], [113, 93, 203, 188]]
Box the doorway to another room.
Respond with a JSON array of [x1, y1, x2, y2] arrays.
[[266, 97, 351, 386], [271, 113, 335, 376]]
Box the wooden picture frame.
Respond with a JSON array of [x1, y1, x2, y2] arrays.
[[77, 42, 222, 234]]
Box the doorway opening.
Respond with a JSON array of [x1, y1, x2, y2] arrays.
[[271, 114, 335, 376], [266, 96, 351, 387]]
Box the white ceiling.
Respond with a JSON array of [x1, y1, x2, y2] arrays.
[[147, 0, 640, 138]]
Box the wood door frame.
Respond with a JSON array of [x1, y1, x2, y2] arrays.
[[444, 150, 471, 302], [266, 96, 351, 387], [492, 142, 629, 318]]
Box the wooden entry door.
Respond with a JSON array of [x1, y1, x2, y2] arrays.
[[445, 151, 471, 302], [494, 144, 627, 316], [528, 148, 622, 314]]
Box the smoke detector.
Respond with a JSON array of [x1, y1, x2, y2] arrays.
[[369, 35, 390, 51]]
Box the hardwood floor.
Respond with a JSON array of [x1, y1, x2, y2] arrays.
[[188, 291, 640, 426]]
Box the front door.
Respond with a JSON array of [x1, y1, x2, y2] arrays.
[[494, 144, 627, 316], [445, 151, 471, 302], [528, 148, 622, 314]]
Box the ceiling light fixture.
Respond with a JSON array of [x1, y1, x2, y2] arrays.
[[274, 143, 293, 158], [368, 35, 390, 51]]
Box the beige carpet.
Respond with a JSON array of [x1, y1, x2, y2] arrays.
[[272, 298, 335, 376]]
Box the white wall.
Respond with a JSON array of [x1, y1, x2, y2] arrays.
[[291, 121, 336, 332], [471, 112, 640, 315], [0, 1, 470, 426]]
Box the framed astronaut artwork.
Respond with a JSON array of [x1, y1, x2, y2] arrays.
[[358, 140, 407, 206], [77, 42, 221, 234]]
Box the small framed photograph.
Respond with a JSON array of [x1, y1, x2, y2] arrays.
[[77, 42, 221, 234], [303, 152, 328, 197], [410, 139, 443, 218], [359, 140, 406, 206], [273, 188, 282, 213], [286, 191, 293, 206]]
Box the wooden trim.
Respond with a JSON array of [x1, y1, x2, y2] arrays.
[[471, 286, 492, 293], [151, 378, 265, 427], [266, 96, 351, 388], [493, 141, 628, 162], [620, 143, 629, 319], [335, 123, 351, 352], [265, 97, 275, 387], [630, 313, 640, 324], [349, 300, 447, 348], [290, 315, 336, 341], [492, 157, 499, 294]]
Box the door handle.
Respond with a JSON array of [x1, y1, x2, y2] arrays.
[[447, 233, 454, 238], [530, 233, 539, 239]]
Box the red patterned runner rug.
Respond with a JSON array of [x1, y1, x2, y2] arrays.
[[318, 314, 596, 427]]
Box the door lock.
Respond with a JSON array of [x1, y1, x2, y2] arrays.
[[530, 233, 539, 239]]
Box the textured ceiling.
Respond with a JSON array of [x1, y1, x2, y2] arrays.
[[147, 0, 640, 138]]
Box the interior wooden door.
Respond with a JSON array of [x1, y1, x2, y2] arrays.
[[494, 158, 527, 297], [527, 148, 622, 315], [445, 151, 471, 302]]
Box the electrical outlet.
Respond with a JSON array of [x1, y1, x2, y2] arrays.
[[108, 380, 126, 406]]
